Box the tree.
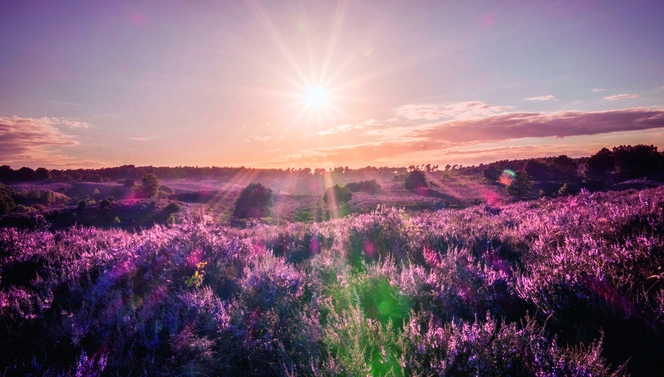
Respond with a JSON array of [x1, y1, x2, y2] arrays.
[[506, 171, 533, 198], [582, 148, 614, 188], [35, 167, 51, 180], [612, 144, 664, 181], [323, 184, 353, 207], [138, 173, 160, 198], [0, 184, 15, 215], [523, 159, 550, 181], [404, 170, 427, 190], [15, 167, 37, 181], [482, 166, 502, 182], [551, 155, 578, 180], [233, 182, 274, 219]]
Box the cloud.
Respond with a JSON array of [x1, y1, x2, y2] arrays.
[[409, 107, 664, 143], [525, 95, 556, 101], [129, 137, 153, 141], [604, 93, 639, 100], [396, 101, 512, 121], [270, 107, 664, 167], [317, 118, 381, 135], [0, 116, 83, 163], [592, 88, 605, 93]]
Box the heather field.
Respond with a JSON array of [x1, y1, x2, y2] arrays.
[[1, 186, 663, 376]]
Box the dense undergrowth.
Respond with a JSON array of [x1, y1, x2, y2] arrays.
[[1, 187, 663, 376]]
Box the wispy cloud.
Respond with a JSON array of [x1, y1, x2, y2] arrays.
[[396, 101, 512, 121], [0, 116, 82, 163], [604, 93, 639, 100], [592, 88, 605, 93], [268, 107, 664, 167], [317, 119, 380, 136], [525, 95, 556, 101], [129, 137, 153, 141], [409, 107, 664, 143]]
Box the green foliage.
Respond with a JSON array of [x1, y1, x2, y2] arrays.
[[233, 182, 274, 219], [558, 181, 581, 196], [482, 166, 502, 182], [0, 184, 15, 215], [165, 201, 182, 214], [404, 170, 427, 190], [323, 184, 352, 207], [158, 184, 175, 196], [137, 173, 160, 198], [346, 179, 381, 194], [506, 171, 533, 198]]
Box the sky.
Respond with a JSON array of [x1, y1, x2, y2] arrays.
[[1, 0, 663, 169]]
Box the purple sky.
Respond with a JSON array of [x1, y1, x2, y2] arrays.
[[1, 0, 663, 169]]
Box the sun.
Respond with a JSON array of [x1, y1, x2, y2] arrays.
[[304, 86, 329, 109]]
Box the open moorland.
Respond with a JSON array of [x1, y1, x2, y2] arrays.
[[1, 145, 664, 376]]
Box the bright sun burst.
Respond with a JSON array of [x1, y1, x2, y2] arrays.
[[304, 86, 328, 109]]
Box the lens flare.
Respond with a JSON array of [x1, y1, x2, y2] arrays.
[[499, 169, 516, 185]]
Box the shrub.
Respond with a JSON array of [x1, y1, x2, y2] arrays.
[[558, 182, 581, 196], [506, 171, 533, 198], [137, 173, 160, 198], [159, 184, 175, 195], [84, 174, 103, 183], [99, 199, 112, 210], [77, 200, 88, 212], [165, 201, 182, 214], [323, 184, 352, 207], [346, 179, 381, 194], [404, 170, 427, 190], [233, 182, 274, 219]]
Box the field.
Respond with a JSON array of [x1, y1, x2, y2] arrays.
[[1, 180, 663, 376]]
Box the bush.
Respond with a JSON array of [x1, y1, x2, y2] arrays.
[[165, 201, 182, 214], [136, 174, 160, 198], [345, 179, 381, 194], [77, 200, 88, 212], [232, 182, 274, 219], [159, 184, 175, 195], [404, 170, 427, 190], [558, 182, 581, 196], [99, 199, 112, 211], [323, 184, 352, 207], [506, 171, 533, 198]]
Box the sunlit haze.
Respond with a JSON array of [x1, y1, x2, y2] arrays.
[[1, 0, 663, 169]]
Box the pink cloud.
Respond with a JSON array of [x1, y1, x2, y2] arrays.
[[410, 107, 664, 143], [592, 88, 605, 93], [268, 107, 664, 167], [525, 95, 556, 101], [396, 101, 512, 121], [317, 119, 381, 136], [0, 116, 82, 162], [604, 93, 639, 100]]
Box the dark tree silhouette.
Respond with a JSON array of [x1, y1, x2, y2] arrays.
[[583, 148, 615, 188], [506, 171, 533, 198], [323, 184, 353, 207], [233, 182, 274, 219], [404, 170, 427, 190], [138, 174, 160, 198]]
